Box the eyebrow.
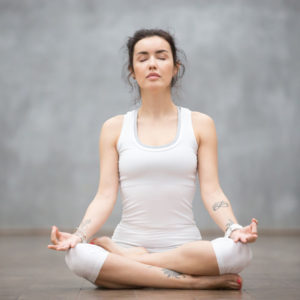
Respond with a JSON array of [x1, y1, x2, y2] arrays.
[[136, 49, 169, 56]]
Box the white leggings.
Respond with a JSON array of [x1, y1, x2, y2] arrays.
[[65, 237, 253, 284]]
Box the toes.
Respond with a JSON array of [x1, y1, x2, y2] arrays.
[[224, 274, 242, 290], [235, 275, 243, 289]]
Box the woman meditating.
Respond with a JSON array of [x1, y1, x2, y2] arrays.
[[48, 28, 258, 290]]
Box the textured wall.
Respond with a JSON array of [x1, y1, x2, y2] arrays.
[[1, 0, 299, 233]]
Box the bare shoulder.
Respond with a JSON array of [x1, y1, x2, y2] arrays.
[[191, 111, 216, 145], [191, 110, 214, 124], [102, 114, 124, 128], [101, 114, 125, 147]]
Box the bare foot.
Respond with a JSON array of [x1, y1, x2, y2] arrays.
[[192, 273, 242, 290], [90, 236, 123, 255], [90, 236, 149, 259]]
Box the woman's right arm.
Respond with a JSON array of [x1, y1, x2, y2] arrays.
[[48, 115, 122, 251]]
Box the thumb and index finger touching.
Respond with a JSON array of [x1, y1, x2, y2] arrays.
[[250, 218, 258, 235], [48, 225, 79, 251], [251, 218, 258, 234], [48, 225, 62, 250]]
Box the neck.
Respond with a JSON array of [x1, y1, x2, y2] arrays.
[[138, 88, 177, 119]]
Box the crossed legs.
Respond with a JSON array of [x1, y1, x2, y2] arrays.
[[94, 250, 229, 289], [93, 237, 220, 276], [65, 236, 252, 289]]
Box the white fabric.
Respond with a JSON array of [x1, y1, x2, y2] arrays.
[[211, 237, 253, 274], [224, 223, 243, 238], [65, 243, 109, 284], [64, 105, 253, 282], [112, 106, 202, 253]]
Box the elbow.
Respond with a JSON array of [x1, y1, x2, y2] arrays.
[[201, 186, 224, 203]]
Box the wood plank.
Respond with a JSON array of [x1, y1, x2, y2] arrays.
[[0, 234, 299, 299]]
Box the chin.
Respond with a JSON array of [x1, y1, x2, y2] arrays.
[[144, 81, 166, 87], [143, 85, 167, 91]]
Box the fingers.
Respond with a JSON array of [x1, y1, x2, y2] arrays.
[[251, 222, 257, 234], [48, 244, 61, 250], [50, 226, 58, 245], [48, 244, 61, 251], [231, 230, 257, 244], [47, 242, 71, 251], [233, 236, 241, 243], [231, 231, 244, 243], [245, 229, 258, 243], [246, 234, 258, 243], [233, 235, 247, 244], [240, 235, 248, 243], [48, 234, 80, 251], [250, 219, 258, 235], [48, 245, 68, 251]]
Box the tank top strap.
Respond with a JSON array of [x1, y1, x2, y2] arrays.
[[116, 109, 136, 154], [180, 106, 199, 153]]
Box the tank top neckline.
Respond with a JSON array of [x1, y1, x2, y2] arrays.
[[133, 105, 182, 150]]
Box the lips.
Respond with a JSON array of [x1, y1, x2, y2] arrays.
[[147, 73, 160, 78]]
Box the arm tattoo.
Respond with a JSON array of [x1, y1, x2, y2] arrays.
[[212, 200, 229, 211], [79, 219, 91, 231], [74, 219, 91, 242], [225, 219, 234, 231], [161, 268, 186, 279]]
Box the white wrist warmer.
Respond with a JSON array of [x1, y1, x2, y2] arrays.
[[224, 223, 243, 238]]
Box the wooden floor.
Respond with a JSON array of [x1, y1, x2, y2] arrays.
[[0, 233, 299, 300]]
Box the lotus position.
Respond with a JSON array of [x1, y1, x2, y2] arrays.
[[48, 28, 258, 290]]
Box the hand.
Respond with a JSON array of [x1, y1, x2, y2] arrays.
[[230, 218, 258, 244], [47, 225, 81, 251]]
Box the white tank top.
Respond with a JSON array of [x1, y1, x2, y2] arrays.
[[111, 105, 202, 253]]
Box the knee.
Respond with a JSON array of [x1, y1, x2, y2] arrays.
[[65, 243, 109, 284], [211, 237, 253, 274]]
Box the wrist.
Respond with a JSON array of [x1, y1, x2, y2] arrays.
[[73, 227, 87, 243], [73, 234, 82, 243], [224, 223, 243, 238]]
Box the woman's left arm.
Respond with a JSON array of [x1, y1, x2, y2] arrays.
[[195, 112, 258, 243]]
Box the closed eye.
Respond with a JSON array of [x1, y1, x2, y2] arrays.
[[139, 58, 166, 62]]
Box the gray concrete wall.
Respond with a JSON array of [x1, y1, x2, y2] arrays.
[[1, 0, 299, 233]]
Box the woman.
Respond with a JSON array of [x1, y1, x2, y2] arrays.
[[48, 28, 258, 290]]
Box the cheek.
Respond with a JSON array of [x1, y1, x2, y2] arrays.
[[134, 65, 146, 76], [162, 62, 175, 74]]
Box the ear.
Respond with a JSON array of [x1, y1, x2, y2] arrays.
[[173, 62, 180, 77], [129, 67, 136, 79]]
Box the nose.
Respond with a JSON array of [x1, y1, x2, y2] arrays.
[[148, 55, 158, 69]]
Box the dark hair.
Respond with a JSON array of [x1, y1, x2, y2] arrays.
[[121, 28, 187, 105]]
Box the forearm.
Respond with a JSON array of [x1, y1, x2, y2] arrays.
[[202, 189, 239, 233], [75, 195, 114, 241]]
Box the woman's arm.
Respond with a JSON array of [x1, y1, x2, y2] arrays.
[[74, 116, 122, 240], [195, 112, 241, 233], [195, 113, 258, 243], [49, 115, 122, 250]]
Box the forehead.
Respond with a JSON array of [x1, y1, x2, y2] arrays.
[[134, 36, 171, 55]]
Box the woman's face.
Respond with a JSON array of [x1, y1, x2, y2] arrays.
[[131, 36, 179, 91]]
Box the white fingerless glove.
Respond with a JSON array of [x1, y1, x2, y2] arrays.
[[224, 223, 243, 238]]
